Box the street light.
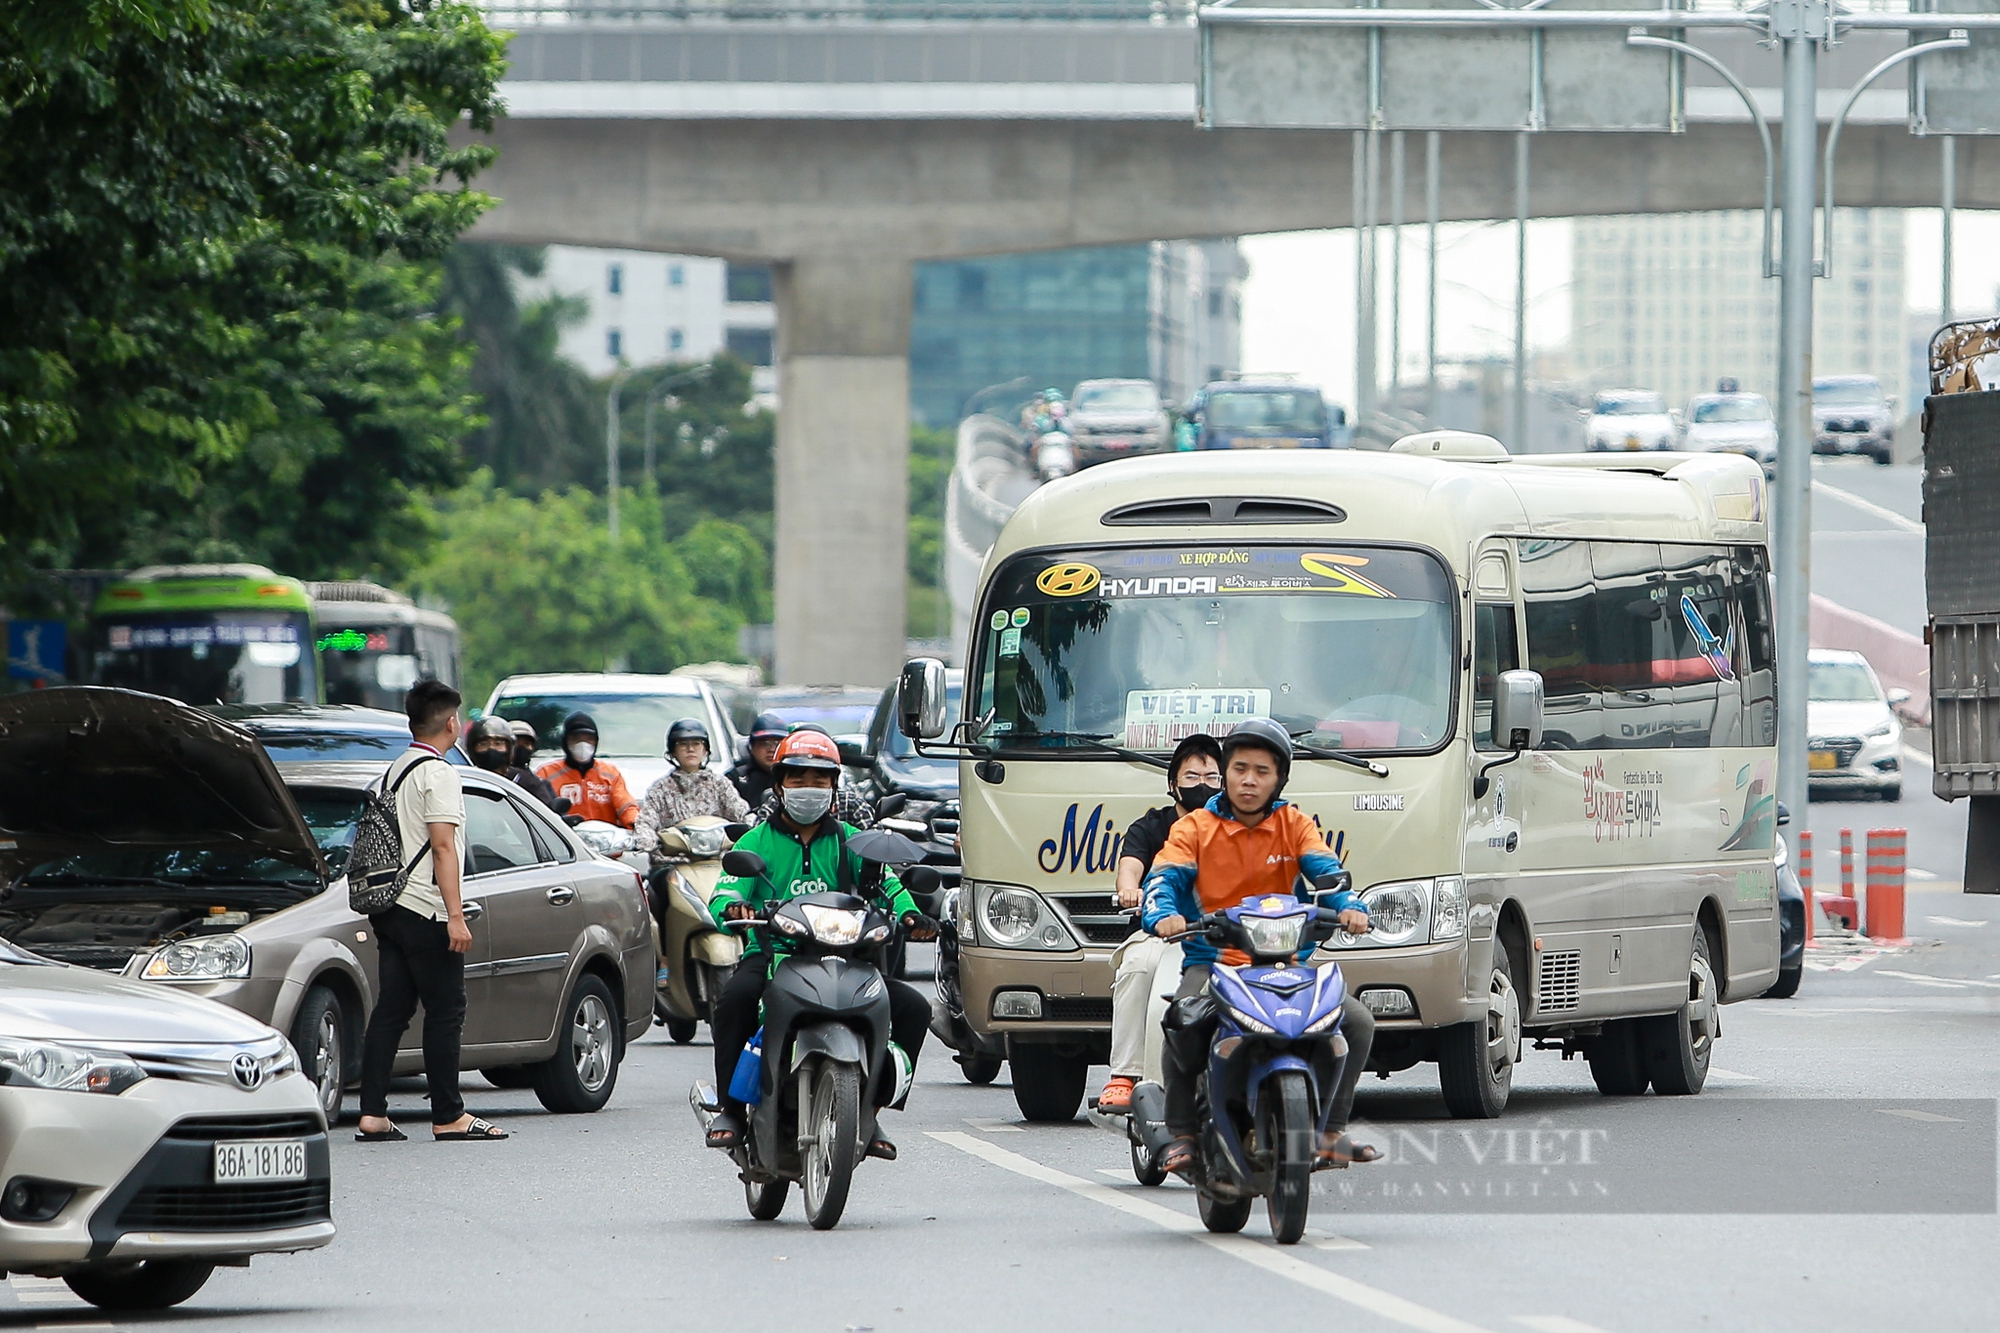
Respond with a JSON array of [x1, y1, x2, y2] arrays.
[[640, 363, 715, 483]]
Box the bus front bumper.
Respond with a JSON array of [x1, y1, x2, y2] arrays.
[[1317, 938, 1478, 1031]]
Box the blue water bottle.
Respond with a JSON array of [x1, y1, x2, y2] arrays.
[[729, 1027, 764, 1106]]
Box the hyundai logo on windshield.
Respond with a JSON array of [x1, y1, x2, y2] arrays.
[[232, 1052, 264, 1091]]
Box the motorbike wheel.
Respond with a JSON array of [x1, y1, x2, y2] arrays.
[[1130, 1134, 1168, 1188], [1265, 1070, 1314, 1244], [960, 1054, 1003, 1086], [744, 1177, 789, 1221], [1197, 1190, 1253, 1235], [665, 1017, 699, 1045], [802, 1062, 861, 1231]]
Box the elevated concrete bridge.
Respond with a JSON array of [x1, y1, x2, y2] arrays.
[[469, 3, 1998, 682]]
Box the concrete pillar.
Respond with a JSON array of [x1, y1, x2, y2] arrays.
[[772, 256, 913, 687]]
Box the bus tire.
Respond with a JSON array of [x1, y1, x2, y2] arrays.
[[1640, 928, 1717, 1096], [1438, 940, 1520, 1120], [1586, 1019, 1650, 1096]]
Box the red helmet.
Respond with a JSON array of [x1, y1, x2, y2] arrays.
[[773, 729, 842, 773]]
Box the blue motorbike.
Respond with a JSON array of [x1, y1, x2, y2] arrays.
[[1129, 892, 1353, 1244]]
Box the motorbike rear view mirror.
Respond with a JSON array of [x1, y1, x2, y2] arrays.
[[1310, 870, 1352, 907], [874, 792, 909, 819], [898, 656, 949, 740], [723, 822, 751, 843], [836, 734, 870, 766], [722, 850, 768, 880], [901, 865, 942, 908], [1474, 669, 1544, 798]]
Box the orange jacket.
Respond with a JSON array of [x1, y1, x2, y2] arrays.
[[1141, 800, 1353, 966], [535, 759, 639, 828]]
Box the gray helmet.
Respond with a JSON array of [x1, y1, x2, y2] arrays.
[[1222, 718, 1294, 788], [469, 716, 514, 748], [666, 717, 711, 755], [509, 719, 537, 744]]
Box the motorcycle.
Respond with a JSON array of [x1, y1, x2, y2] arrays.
[[1033, 428, 1076, 482], [690, 847, 942, 1231], [1127, 884, 1354, 1244], [650, 815, 751, 1044], [928, 802, 1007, 1085]]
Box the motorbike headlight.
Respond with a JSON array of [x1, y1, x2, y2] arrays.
[[679, 824, 729, 858], [801, 904, 865, 946], [976, 885, 1076, 951], [771, 912, 810, 938], [0, 1038, 146, 1095], [1240, 913, 1306, 958], [142, 933, 251, 981], [1430, 877, 1468, 943]]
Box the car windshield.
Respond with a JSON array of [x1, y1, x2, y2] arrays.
[[761, 693, 881, 734], [975, 545, 1456, 754], [1074, 383, 1160, 412], [1595, 394, 1667, 416], [91, 610, 318, 705], [1692, 397, 1771, 424], [1205, 390, 1326, 433], [886, 684, 963, 758], [492, 692, 704, 757], [1809, 661, 1881, 703], [19, 793, 361, 892], [1815, 380, 1882, 407]]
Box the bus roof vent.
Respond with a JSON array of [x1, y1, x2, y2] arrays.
[[1101, 496, 1347, 526], [1389, 430, 1511, 460]]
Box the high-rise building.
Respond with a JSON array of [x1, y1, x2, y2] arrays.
[[1569, 209, 1906, 410]]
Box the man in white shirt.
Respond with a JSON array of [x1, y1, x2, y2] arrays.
[[356, 680, 507, 1142]]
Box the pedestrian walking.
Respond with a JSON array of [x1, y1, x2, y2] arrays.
[[355, 679, 508, 1143]]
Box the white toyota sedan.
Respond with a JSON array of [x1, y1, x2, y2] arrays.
[[0, 938, 332, 1310], [1584, 389, 1677, 452], [1806, 648, 1907, 801]]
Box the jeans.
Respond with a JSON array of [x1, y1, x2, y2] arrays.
[[359, 905, 467, 1125], [712, 957, 931, 1115], [1109, 933, 1172, 1079], [1161, 964, 1376, 1137]]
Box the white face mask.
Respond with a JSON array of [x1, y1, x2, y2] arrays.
[[781, 786, 834, 825], [567, 740, 596, 765]]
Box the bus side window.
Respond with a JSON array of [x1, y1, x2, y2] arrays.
[[1472, 603, 1518, 751], [1519, 538, 1602, 750], [1734, 551, 1778, 746]]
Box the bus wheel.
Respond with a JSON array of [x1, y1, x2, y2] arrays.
[[1438, 941, 1520, 1119], [1640, 928, 1716, 1095], [1586, 1019, 1650, 1095]]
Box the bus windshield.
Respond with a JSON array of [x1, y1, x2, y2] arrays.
[[1206, 390, 1326, 434], [975, 545, 1456, 754], [93, 610, 317, 706]]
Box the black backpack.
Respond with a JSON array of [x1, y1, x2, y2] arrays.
[[347, 753, 447, 915]]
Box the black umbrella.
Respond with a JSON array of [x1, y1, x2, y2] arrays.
[[847, 827, 927, 866]]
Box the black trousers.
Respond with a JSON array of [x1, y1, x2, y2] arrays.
[[1161, 963, 1376, 1137], [359, 905, 467, 1125], [712, 956, 930, 1115]]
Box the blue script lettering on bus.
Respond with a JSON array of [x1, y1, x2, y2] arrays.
[[1038, 803, 1123, 874]]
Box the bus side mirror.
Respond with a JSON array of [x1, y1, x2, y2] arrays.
[[1492, 670, 1544, 751], [898, 657, 948, 740], [1776, 801, 1791, 828]]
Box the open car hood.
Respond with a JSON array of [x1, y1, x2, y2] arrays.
[[0, 687, 325, 882]]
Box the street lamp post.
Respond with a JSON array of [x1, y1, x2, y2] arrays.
[[605, 368, 629, 541]]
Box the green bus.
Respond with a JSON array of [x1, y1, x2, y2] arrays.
[[91, 564, 320, 705]]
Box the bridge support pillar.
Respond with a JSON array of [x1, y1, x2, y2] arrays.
[[772, 256, 913, 687]]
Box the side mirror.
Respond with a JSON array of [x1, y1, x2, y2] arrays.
[[902, 864, 943, 913], [875, 791, 909, 819], [1310, 870, 1353, 908], [1492, 670, 1545, 751], [1886, 687, 1912, 708], [721, 849, 768, 880], [897, 656, 949, 740], [1776, 801, 1791, 829], [836, 733, 870, 766], [723, 822, 751, 843]]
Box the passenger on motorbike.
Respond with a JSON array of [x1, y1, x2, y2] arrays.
[[704, 730, 938, 1160], [727, 711, 791, 808], [635, 718, 749, 865], [467, 716, 571, 816], [1096, 733, 1223, 1113], [509, 719, 539, 770], [750, 723, 875, 828], [1141, 718, 1381, 1174]]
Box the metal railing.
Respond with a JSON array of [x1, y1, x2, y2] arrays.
[[485, 0, 1197, 23]]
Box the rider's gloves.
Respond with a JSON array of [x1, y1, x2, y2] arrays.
[[900, 911, 940, 940]]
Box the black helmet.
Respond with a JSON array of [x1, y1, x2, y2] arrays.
[[1167, 732, 1224, 788], [469, 716, 514, 748], [748, 711, 789, 742], [561, 711, 597, 741], [666, 717, 710, 754], [1222, 717, 1294, 786]]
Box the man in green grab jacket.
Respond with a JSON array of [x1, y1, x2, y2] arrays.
[[703, 729, 938, 1160]]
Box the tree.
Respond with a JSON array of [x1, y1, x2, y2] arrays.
[[0, 0, 507, 591], [907, 424, 953, 637]]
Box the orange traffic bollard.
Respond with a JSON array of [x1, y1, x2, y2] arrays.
[[1839, 827, 1855, 897], [1865, 828, 1907, 941], [1803, 886, 1815, 944], [1798, 830, 1814, 892]]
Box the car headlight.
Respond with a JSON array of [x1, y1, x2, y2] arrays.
[[142, 933, 251, 981], [1430, 876, 1467, 942], [801, 904, 865, 946], [679, 824, 729, 858], [1240, 912, 1306, 957], [1865, 721, 1894, 738], [0, 1038, 147, 1095], [974, 884, 1076, 951]]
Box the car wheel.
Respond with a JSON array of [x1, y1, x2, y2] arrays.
[[665, 1017, 699, 1044], [483, 1065, 537, 1089], [1763, 960, 1803, 1000], [64, 1260, 214, 1311], [289, 985, 346, 1123], [532, 973, 622, 1114], [1879, 782, 1902, 803]]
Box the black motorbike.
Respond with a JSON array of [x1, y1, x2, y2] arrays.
[[690, 849, 940, 1231]]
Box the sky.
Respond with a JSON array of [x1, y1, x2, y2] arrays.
[[1240, 209, 2000, 411]]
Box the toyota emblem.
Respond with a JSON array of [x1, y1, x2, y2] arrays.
[[231, 1053, 264, 1091]]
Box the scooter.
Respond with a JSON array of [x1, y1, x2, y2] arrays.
[[650, 815, 750, 1044], [690, 850, 942, 1231], [1033, 429, 1076, 482], [1127, 887, 1353, 1244]]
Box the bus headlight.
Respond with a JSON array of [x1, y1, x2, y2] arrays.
[[972, 883, 1077, 951], [1331, 880, 1445, 949]]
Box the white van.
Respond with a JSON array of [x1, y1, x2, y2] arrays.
[[898, 434, 1780, 1121]]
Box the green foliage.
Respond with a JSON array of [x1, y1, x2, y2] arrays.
[[410, 474, 761, 706], [0, 0, 506, 590], [617, 357, 775, 540]]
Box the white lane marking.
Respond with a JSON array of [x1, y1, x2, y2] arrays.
[[929, 1131, 1498, 1333], [1812, 479, 1925, 534], [1705, 1068, 1760, 1081], [1513, 1319, 1618, 1333], [1313, 1233, 1372, 1251], [9, 1279, 64, 1289], [1763, 1006, 1911, 1016], [1925, 916, 1987, 927], [963, 1117, 1024, 1133], [1901, 745, 1934, 771], [1879, 969, 2000, 990], [1907, 868, 1940, 882], [1878, 1108, 1964, 1123]]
